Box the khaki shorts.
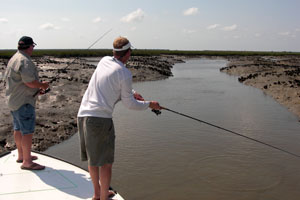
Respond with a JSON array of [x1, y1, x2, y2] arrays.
[[77, 117, 115, 166]]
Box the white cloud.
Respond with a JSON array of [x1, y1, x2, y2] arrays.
[[207, 24, 220, 30], [0, 18, 8, 23], [278, 31, 290, 36], [222, 24, 237, 31], [183, 7, 199, 16], [130, 26, 137, 31], [92, 17, 102, 23], [61, 18, 70, 22], [121, 8, 145, 23], [255, 33, 262, 37], [39, 23, 60, 30], [183, 29, 196, 34]]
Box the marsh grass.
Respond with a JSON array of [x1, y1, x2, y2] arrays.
[[1, 49, 300, 59]]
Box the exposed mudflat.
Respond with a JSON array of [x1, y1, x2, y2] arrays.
[[1, 55, 299, 154], [0, 55, 184, 154], [221, 56, 300, 120]]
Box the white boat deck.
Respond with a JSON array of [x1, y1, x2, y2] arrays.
[[0, 150, 123, 200]]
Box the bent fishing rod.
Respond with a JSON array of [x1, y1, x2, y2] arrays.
[[33, 28, 113, 97], [152, 107, 300, 159]]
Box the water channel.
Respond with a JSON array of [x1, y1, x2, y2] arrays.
[[46, 58, 300, 200]]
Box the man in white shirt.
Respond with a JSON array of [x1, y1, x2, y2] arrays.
[[77, 36, 161, 200]]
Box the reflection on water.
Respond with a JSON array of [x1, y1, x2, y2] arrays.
[[46, 59, 300, 200]]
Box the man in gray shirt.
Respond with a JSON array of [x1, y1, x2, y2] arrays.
[[5, 36, 49, 170]]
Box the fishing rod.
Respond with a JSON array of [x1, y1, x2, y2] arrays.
[[152, 107, 300, 159], [33, 28, 113, 97]]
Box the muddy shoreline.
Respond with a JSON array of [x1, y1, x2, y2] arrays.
[[0, 55, 184, 154], [220, 56, 300, 120], [1, 55, 299, 154]]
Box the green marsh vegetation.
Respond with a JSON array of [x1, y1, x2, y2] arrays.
[[1, 49, 300, 59]]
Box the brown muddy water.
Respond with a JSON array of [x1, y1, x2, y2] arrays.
[[46, 59, 300, 200]]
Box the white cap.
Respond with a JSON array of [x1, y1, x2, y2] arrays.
[[113, 42, 133, 51]]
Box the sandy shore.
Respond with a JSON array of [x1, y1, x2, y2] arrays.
[[1, 55, 299, 154], [0, 55, 183, 154]]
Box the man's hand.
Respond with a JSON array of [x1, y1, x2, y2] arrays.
[[38, 82, 49, 95], [149, 101, 161, 110], [39, 87, 51, 95], [40, 81, 49, 90], [26, 81, 50, 97]]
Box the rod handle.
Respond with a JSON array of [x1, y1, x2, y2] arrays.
[[33, 87, 51, 97]]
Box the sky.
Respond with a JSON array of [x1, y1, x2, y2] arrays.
[[1, 0, 300, 51]]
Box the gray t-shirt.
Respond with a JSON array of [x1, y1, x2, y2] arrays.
[[5, 50, 39, 111]]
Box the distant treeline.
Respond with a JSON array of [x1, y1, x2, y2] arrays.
[[1, 49, 300, 58]]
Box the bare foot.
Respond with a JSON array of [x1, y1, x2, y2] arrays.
[[93, 190, 116, 200], [20, 162, 45, 170]]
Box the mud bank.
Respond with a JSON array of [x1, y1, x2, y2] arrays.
[[0, 55, 183, 154], [221, 56, 300, 120], [1, 55, 299, 154]]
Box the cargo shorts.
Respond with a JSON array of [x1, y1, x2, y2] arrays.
[[77, 116, 115, 166]]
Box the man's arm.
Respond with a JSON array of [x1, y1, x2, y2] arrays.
[[24, 80, 49, 90]]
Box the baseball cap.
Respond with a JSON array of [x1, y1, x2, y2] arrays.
[[18, 36, 37, 47]]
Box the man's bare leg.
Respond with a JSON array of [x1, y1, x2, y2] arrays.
[[100, 163, 112, 200], [20, 133, 44, 170], [89, 165, 101, 199], [14, 130, 23, 161], [21, 133, 33, 166]]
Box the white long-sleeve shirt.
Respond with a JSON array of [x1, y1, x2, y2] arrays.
[[78, 56, 150, 118]]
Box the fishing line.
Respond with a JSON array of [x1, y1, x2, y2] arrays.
[[152, 107, 300, 159], [33, 28, 113, 97]]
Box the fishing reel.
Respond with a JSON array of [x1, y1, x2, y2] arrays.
[[44, 88, 51, 94], [39, 88, 51, 95], [151, 109, 162, 116]]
